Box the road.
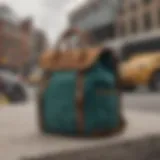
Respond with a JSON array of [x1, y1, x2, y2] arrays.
[[123, 92, 160, 113]]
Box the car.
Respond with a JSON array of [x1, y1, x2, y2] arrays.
[[119, 52, 160, 91], [0, 70, 27, 103]]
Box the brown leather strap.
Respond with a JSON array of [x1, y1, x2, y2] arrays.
[[76, 71, 85, 133]]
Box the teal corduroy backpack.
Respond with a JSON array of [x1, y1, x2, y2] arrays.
[[37, 28, 125, 137]]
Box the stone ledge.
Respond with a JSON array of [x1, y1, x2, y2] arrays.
[[22, 135, 160, 160]]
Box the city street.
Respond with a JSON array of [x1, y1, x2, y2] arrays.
[[1, 0, 160, 159], [123, 92, 160, 113], [0, 88, 160, 160]]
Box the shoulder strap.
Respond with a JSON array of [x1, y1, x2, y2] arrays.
[[76, 71, 85, 133]]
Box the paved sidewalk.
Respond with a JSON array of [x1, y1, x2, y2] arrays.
[[0, 101, 160, 160]]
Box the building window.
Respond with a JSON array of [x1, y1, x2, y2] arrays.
[[119, 23, 126, 37], [81, 8, 87, 19], [92, 0, 100, 10], [158, 8, 160, 26], [119, 7, 124, 15], [130, 1, 137, 10], [91, 24, 115, 43], [143, 12, 152, 31], [130, 17, 138, 33], [143, 0, 151, 5], [118, 2, 125, 15]]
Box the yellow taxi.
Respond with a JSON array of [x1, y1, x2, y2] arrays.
[[119, 52, 160, 91]]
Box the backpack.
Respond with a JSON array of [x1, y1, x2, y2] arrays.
[[37, 28, 125, 137]]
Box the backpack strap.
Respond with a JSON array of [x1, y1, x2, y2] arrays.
[[76, 71, 85, 133]]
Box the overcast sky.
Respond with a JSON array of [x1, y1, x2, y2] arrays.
[[0, 0, 86, 43]]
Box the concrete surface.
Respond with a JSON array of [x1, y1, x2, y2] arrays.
[[0, 93, 160, 160], [23, 136, 160, 160]]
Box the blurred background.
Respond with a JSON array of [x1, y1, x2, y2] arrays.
[[0, 0, 160, 90], [0, 0, 160, 159]]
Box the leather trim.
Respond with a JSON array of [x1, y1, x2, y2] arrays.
[[76, 71, 85, 133], [39, 47, 102, 71]]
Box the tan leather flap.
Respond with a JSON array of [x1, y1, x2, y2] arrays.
[[39, 47, 102, 71]]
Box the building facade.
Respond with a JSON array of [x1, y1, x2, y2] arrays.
[[0, 13, 32, 72], [26, 28, 48, 73], [68, 0, 160, 58], [0, 5, 21, 70], [110, 0, 160, 59], [0, 5, 48, 74], [68, 0, 120, 44], [116, 0, 160, 37], [19, 19, 48, 76]]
